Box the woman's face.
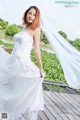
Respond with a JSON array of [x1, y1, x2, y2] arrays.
[[26, 8, 36, 23]]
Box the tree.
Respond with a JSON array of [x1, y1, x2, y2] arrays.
[[0, 18, 8, 29], [5, 24, 20, 36], [69, 38, 80, 51], [40, 29, 49, 44], [58, 31, 67, 39], [17, 25, 23, 30]]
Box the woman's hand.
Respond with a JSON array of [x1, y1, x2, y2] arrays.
[[0, 45, 4, 48], [40, 68, 46, 78], [0, 46, 13, 51]]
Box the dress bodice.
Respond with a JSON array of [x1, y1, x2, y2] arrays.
[[12, 30, 33, 59]]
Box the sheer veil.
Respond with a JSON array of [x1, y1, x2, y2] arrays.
[[41, 15, 80, 89], [30, 0, 80, 89]]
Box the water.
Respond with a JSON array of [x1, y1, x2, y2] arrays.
[[41, 47, 54, 53], [0, 30, 13, 44]]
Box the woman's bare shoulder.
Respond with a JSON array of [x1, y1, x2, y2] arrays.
[[33, 27, 40, 36], [34, 27, 40, 32]]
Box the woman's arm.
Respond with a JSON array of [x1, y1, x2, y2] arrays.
[[33, 28, 45, 77], [1, 45, 13, 51]]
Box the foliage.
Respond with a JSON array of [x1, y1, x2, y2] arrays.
[[58, 30, 80, 51], [40, 29, 49, 44], [0, 40, 14, 47], [58, 31, 67, 39], [69, 38, 80, 51], [0, 18, 8, 29], [31, 50, 66, 84], [17, 25, 23, 30], [5, 24, 21, 36]]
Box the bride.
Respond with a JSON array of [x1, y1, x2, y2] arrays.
[[0, 6, 45, 120]]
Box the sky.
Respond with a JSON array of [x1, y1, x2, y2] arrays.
[[0, 0, 80, 40]]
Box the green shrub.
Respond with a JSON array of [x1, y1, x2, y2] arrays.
[[5, 24, 20, 36], [40, 29, 49, 44], [31, 50, 66, 84], [69, 38, 80, 51], [58, 31, 67, 39], [0, 20, 8, 29]]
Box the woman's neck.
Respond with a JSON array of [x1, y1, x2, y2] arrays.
[[26, 23, 31, 28]]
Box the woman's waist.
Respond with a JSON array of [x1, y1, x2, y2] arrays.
[[12, 49, 31, 58]]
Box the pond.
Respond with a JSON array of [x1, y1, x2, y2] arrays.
[[0, 30, 13, 44]]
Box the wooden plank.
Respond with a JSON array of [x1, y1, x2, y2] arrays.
[[45, 91, 69, 114], [44, 92, 63, 114], [52, 93, 80, 119], [38, 90, 80, 120], [44, 101, 62, 120], [44, 93, 63, 120], [37, 115, 42, 120], [64, 93, 80, 106], [70, 94, 80, 103], [58, 114, 69, 120], [43, 105, 56, 120], [53, 92, 76, 114], [65, 114, 76, 120], [62, 93, 80, 113], [39, 110, 49, 120], [72, 114, 80, 120], [44, 91, 76, 120], [44, 91, 71, 120], [64, 93, 80, 105]]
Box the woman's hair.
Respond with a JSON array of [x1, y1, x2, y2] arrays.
[[22, 6, 40, 30]]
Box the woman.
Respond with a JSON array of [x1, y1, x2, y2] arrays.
[[0, 6, 45, 120]]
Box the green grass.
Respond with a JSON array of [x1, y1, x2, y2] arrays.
[[31, 50, 66, 84], [0, 40, 14, 47]]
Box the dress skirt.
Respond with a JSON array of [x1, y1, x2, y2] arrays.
[[0, 46, 44, 120]]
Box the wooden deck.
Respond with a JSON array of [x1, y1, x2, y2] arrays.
[[38, 80, 80, 120]]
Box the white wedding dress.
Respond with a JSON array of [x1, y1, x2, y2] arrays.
[[0, 29, 44, 120]]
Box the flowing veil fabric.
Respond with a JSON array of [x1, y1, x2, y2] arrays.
[[41, 15, 80, 89], [26, 0, 80, 88]]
